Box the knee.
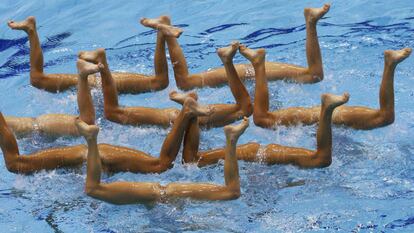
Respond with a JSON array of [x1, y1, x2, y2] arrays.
[[30, 74, 44, 89], [84, 184, 97, 196], [225, 188, 241, 200], [308, 70, 324, 83], [380, 112, 395, 126], [312, 152, 332, 168], [253, 114, 270, 128], [241, 102, 253, 117], [154, 75, 169, 91], [5, 162, 18, 174]]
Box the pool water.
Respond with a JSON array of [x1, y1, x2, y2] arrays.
[[1, 0, 414, 232]]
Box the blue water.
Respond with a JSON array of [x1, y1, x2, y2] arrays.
[[0, 0, 414, 232]]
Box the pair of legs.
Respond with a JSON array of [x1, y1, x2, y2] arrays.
[[78, 117, 248, 204], [78, 41, 252, 128], [251, 46, 412, 129], [0, 96, 211, 174], [4, 59, 102, 137], [7, 16, 181, 93], [195, 93, 349, 168], [140, 4, 329, 90]]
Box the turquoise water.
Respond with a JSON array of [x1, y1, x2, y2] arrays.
[[1, 0, 414, 232]]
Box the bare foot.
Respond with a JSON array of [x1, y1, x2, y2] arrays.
[[384, 48, 412, 65], [224, 117, 249, 142], [7, 16, 36, 32], [304, 3, 331, 24], [140, 17, 183, 38], [78, 48, 106, 64], [169, 90, 198, 105], [321, 92, 349, 110], [183, 98, 213, 116], [239, 45, 266, 65], [75, 118, 99, 140], [217, 41, 240, 63], [77, 59, 104, 77]]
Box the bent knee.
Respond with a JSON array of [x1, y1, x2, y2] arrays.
[[253, 114, 271, 128], [224, 189, 241, 200]]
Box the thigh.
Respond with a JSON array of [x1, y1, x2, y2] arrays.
[[119, 106, 178, 127], [198, 104, 242, 127], [265, 61, 310, 81], [333, 106, 382, 129], [270, 106, 320, 126], [98, 144, 161, 173], [36, 114, 78, 136]]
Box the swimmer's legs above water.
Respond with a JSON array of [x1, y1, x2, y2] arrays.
[[97, 97, 212, 174], [142, 5, 329, 90], [4, 59, 103, 137], [79, 117, 247, 204], [0, 112, 86, 173], [79, 42, 252, 128], [250, 47, 412, 129], [7, 16, 178, 94], [93, 17, 183, 94], [7, 16, 87, 92], [196, 93, 349, 168]]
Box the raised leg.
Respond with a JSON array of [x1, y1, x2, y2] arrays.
[[197, 42, 253, 127], [79, 48, 177, 127], [241, 45, 320, 128], [169, 91, 200, 163], [76, 119, 163, 204], [77, 59, 102, 125], [152, 16, 247, 90], [332, 48, 412, 129], [165, 118, 248, 200], [0, 112, 86, 173], [264, 3, 330, 83], [8, 16, 81, 92]]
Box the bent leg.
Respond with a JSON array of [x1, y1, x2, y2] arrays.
[[165, 118, 248, 200], [76, 120, 162, 204], [333, 48, 412, 129], [0, 112, 85, 173], [8, 16, 80, 92], [198, 42, 253, 127], [263, 93, 349, 168], [264, 4, 330, 83]]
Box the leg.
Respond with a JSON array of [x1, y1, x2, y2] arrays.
[[77, 59, 102, 125], [145, 16, 248, 90], [264, 4, 330, 83], [165, 118, 249, 200], [262, 93, 349, 168], [240, 45, 320, 127], [76, 120, 162, 204], [8, 17, 81, 92], [106, 20, 173, 93], [333, 48, 412, 129], [169, 91, 200, 163], [79, 49, 177, 127], [98, 96, 212, 173], [0, 112, 86, 173], [197, 42, 253, 127]]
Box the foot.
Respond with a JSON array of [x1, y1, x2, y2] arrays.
[[77, 59, 104, 77], [169, 90, 198, 105], [384, 48, 412, 65], [321, 92, 349, 110], [7, 16, 36, 32], [304, 3, 331, 24], [78, 48, 105, 64], [224, 117, 249, 141], [217, 41, 240, 63], [75, 118, 99, 140], [239, 45, 265, 65], [183, 98, 213, 117], [140, 17, 183, 37]]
